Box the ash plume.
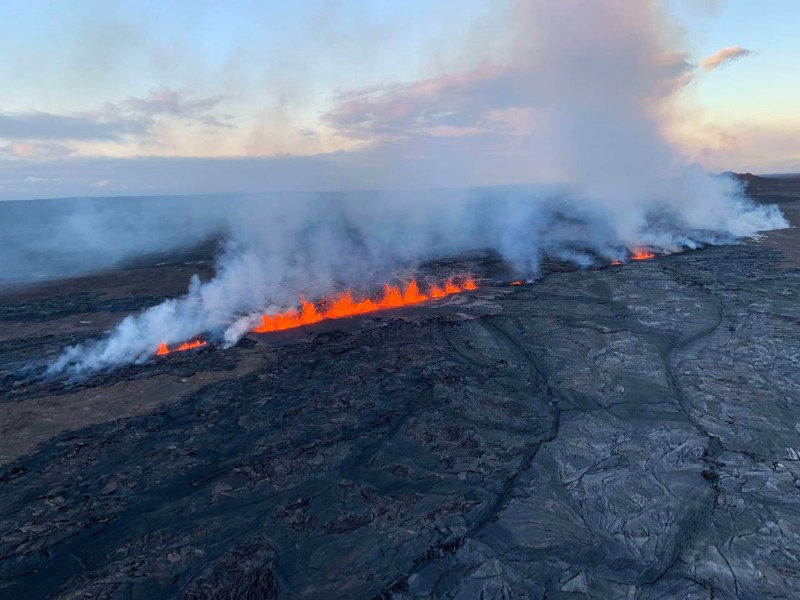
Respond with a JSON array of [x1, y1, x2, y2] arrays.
[[48, 0, 787, 376]]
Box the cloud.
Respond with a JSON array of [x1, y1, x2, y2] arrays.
[[323, 66, 533, 142], [113, 88, 233, 129], [0, 111, 145, 141], [1, 141, 73, 159], [700, 45, 753, 72], [0, 87, 233, 156], [322, 2, 698, 155], [321, 0, 707, 196]]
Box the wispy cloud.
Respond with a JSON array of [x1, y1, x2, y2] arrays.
[[700, 45, 753, 72], [0, 111, 144, 141], [0, 88, 233, 150], [1, 141, 73, 159], [111, 88, 234, 130], [323, 67, 532, 143]]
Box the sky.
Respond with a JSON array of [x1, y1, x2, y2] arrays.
[[0, 0, 797, 200]]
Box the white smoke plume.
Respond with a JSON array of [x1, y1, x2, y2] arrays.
[[48, 0, 787, 376]]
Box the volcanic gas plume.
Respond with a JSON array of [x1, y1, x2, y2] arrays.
[[46, 0, 789, 376]]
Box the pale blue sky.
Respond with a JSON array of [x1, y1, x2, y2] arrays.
[[0, 1, 490, 113], [0, 1, 797, 199]]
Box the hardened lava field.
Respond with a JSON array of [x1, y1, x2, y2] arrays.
[[1, 180, 800, 598]]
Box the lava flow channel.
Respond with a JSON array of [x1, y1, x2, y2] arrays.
[[253, 276, 477, 333]]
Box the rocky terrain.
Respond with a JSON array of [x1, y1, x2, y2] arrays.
[[0, 178, 799, 598]]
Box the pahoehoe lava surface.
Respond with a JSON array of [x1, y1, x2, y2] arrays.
[[1, 187, 800, 598]]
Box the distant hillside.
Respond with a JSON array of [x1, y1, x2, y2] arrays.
[[722, 171, 800, 199], [721, 172, 766, 185]]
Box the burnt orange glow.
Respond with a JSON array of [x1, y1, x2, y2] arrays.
[[511, 281, 524, 286], [253, 276, 478, 334], [631, 249, 656, 260], [155, 339, 208, 356], [610, 259, 623, 266]]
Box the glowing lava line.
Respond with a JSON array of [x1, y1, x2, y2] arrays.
[[155, 276, 477, 356], [156, 339, 208, 356], [253, 276, 477, 334]]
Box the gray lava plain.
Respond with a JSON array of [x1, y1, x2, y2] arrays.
[[1, 178, 800, 598]]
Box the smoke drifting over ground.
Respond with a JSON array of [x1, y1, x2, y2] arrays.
[[47, 183, 786, 375], [42, 0, 788, 374], [0, 195, 232, 284]]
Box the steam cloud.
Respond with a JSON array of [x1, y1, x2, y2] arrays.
[[48, 0, 787, 375]]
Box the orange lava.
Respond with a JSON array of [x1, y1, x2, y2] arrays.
[[511, 281, 524, 286], [610, 259, 624, 266], [253, 276, 477, 334], [155, 339, 208, 356], [631, 249, 656, 260], [176, 339, 208, 351]]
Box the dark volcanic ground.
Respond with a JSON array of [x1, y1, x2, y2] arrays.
[[1, 179, 800, 599]]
